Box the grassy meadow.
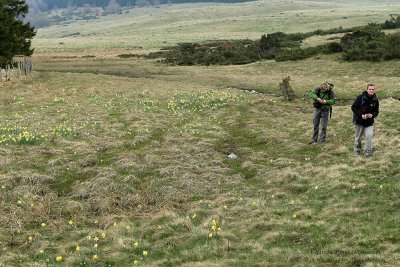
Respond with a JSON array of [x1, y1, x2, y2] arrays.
[[1, 0, 400, 266]]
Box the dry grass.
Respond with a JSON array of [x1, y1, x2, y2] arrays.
[[32, 0, 400, 53], [1, 0, 400, 265]]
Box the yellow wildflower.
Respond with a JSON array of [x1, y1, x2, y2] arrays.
[[41, 223, 46, 228], [133, 260, 139, 265], [76, 246, 80, 251], [39, 249, 44, 254], [93, 255, 98, 260], [28, 236, 33, 241], [68, 220, 73, 225], [56, 256, 63, 262], [143, 251, 148, 256], [101, 232, 106, 239], [133, 241, 139, 247], [94, 236, 99, 241], [94, 243, 98, 248], [209, 233, 213, 238]]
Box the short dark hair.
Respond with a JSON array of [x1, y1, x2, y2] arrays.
[[367, 83, 375, 89]]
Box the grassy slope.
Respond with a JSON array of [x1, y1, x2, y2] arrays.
[[33, 0, 400, 52], [1, 0, 400, 266]]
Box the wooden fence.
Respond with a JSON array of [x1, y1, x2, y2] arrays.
[[0, 57, 33, 82]]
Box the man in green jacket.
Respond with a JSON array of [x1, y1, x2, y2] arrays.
[[308, 82, 336, 144]]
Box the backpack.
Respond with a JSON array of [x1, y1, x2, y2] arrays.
[[313, 83, 334, 118]]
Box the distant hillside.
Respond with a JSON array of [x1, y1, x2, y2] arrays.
[[29, 0, 252, 10]]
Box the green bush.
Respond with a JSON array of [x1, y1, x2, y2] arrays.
[[382, 14, 400, 29], [383, 32, 400, 60], [341, 24, 388, 61], [147, 15, 400, 65]]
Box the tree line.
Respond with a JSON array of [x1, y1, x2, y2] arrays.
[[145, 15, 400, 65], [28, 0, 249, 10]]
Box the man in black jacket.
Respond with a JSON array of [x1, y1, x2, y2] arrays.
[[351, 84, 379, 156]]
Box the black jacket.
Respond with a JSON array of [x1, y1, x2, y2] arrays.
[[351, 91, 379, 126]]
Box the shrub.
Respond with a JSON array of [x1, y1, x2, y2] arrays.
[[280, 76, 295, 101], [383, 32, 400, 60], [382, 14, 400, 29], [341, 24, 387, 61]]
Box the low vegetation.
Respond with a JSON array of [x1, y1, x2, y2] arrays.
[[1, 51, 400, 265], [1, 0, 400, 265], [150, 15, 400, 65]]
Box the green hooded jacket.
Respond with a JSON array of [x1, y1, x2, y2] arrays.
[[309, 87, 336, 111]]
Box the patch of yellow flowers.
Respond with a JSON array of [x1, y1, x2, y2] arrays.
[[208, 219, 222, 238], [0, 126, 44, 145]]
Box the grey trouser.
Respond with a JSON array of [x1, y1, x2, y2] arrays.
[[354, 124, 374, 155], [313, 109, 329, 143]]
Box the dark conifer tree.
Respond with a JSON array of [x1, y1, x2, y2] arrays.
[[0, 0, 36, 64]]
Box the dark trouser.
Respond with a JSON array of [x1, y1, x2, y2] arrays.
[[312, 108, 329, 143]]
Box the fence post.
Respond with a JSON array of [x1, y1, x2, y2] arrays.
[[27, 59, 32, 75], [18, 61, 22, 78], [5, 64, 8, 81], [12, 62, 15, 80]]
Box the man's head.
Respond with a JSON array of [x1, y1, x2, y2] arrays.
[[367, 83, 376, 96], [320, 82, 329, 92]]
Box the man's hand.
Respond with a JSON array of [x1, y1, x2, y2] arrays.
[[362, 114, 372, 119]]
